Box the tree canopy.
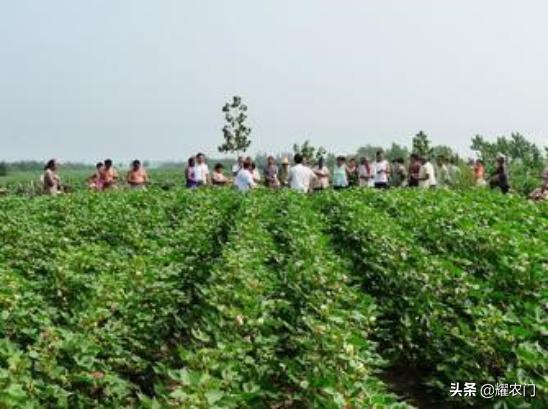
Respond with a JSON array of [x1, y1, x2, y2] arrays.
[[218, 96, 252, 155]]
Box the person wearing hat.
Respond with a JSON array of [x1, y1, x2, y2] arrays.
[[489, 154, 510, 194], [278, 157, 290, 187]]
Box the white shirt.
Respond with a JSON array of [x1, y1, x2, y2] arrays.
[[231, 163, 241, 176], [373, 160, 389, 184], [194, 163, 209, 184], [419, 161, 437, 188], [358, 164, 371, 187], [234, 169, 255, 192], [288, 164, 315, 193], [251, 168, 261, 182]]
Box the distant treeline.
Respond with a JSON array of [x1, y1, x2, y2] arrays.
[[0, 161, 95, 176]]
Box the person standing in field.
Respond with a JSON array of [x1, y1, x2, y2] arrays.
[[528, 166, 548, 201], [88, 162, 104, 191], [278, 157, 290, 187], [288, 153, 316, 193], [185, 157, 198, 189], [333, 156, 349, 190], [436, 156, 451, 187], [312, 156, 330, 191], [100, 159, 119, 190], [212, 163, 229, 186], [251, 162, 261, 184], [474, 159, 487, 186], [193, 153, 210, 186], [447, 157, 461, 184], [43, 159, 61, 195], [234, 159, 256, 192], [265, 156, 280, 188], [126, 160, 149, 189], [489, 155, 510, 194], [418, 157, 437, 189], [357, 157, 371, 187], [391, 157, 408, 187], [347, 158, 359, 187], [408, 153, 421, 187], [373, 150, 390, 189], [232, 156, 244, 177]]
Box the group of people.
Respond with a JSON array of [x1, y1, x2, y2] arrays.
[[42, 159, 149, 195], [182, 150, 525, 195], [41, 151, 547, 199], [190, 151, 464, 193], [472, 156, 510, 194]]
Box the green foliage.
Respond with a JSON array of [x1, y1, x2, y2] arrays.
[[385, 143, 410, 161], [356, 144, 384, 160], [0, 188, 546, 408], [471, 133, 544, 169], [471, 133, 546, 194], [292, 140, 327, 161], [412, 131, 432, 157], [431, 145, 454, 161], [317, 189, 546, 408], [218, 96, 252, 154], [0, 162, 7, 177]]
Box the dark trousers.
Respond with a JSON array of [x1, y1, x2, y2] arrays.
[[374, 182, 389, 189]]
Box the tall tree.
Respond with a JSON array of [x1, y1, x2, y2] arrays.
[[356, 144, 384, 160], [385, 143, 410, 161], [431, 145, 455, 161], [0, 162, 7, 177], [471, 133, 543, 168], [218, 96, 252, 155], [412, 131, 432, 157], [293, 140, 327, 161]]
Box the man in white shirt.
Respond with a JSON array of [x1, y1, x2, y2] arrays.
[[419, 157, 437, 188], [234, 160, 256, 192], [435, 156, 451, 187], [194, 153, 210, 186], [288, 154, 316, 193], [232, 156, 244, 177], [373, 150, 390, 189]]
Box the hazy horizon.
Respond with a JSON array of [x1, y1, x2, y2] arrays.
[[1, 0, 547, 162]]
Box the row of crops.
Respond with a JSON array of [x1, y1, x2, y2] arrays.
[[0, 188, 546, 408]]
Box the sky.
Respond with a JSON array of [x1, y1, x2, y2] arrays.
[[1, 0, 547, 162]]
